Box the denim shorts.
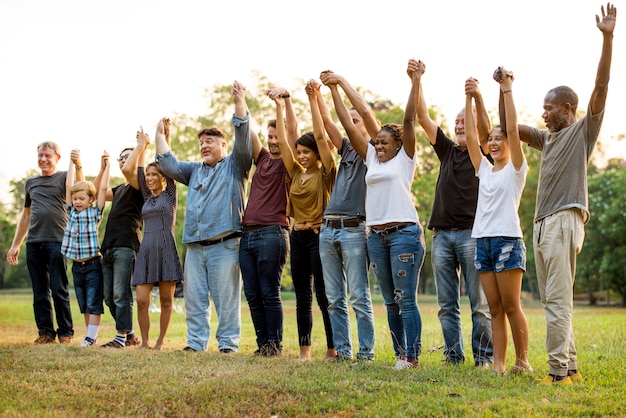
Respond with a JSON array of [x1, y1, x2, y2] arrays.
[[474, 237, 526, 273]]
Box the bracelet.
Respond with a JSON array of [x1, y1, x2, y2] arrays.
[[75, 165, 82, 170], [280, 93, 290, 98], [502, 90, 512, 94]]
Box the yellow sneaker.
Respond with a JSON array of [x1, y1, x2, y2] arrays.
[[568, 371, 583, 382], [540, 375, 572, 386]]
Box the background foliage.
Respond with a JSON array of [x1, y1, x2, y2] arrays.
[[1, 72, 624, 304]]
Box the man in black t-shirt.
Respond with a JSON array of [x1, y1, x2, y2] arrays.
[[417, 75, 494, 367], [95, 148, 144, 348]]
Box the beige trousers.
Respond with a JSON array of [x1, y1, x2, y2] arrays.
[[534, 208, 585, 377]]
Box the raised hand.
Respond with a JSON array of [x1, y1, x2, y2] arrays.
[[596, 3, 617, 34], [137, 126, 151, 147], [406, 59, 425, 79], [320, 71, 340, 86], [305, 79, 320, 96], [266, 86, 290, 100]]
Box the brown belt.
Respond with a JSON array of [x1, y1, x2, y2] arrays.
[[323, 217, 364, 229]]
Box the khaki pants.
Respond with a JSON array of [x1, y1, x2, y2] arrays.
[[534, 209, 585, 377]]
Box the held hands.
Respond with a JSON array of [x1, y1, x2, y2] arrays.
[[465, 77, 482, 98], [596, 3, 617, 34], [101, 150, 110, 168], [493, 66, 514, 91], [319, 70, 340, 86], [406, 59, 426, 79], [70, 149, 81, 166], [232, 80, 246, 103], [305, 79, 320, 96], [137, 126, 151, 148], [266, 86, 290, 100]]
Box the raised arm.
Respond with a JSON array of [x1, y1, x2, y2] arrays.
[[465, 95, 482, 172], [415, 67, 438, 144], [306, 79, 335, 174], [496, 68, 524, 170], [65, 149, 80, 204], [320, 71, 370, 159], [122, 128, 149, 190], [93, 153, 114, 201], [590, 2, 616, 114], [321, 71, 369, 157], [403, 59, 425, 159], [273, 96, 295, 175], [315, 82, 343, 150], [72, 149, 85, 182], [97, 152, 110, 210], [267, 87, 300, 149], [465, 78, 491, 151]]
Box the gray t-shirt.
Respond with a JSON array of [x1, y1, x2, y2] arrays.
[[24, 171, 68, 243], [324, 138, 367, 218], [528, 105, 604, 223]]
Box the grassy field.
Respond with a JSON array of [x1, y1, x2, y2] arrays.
[[0, 288, 625, 417]]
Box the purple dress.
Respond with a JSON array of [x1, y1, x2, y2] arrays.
[[132, 167, 183, 285]]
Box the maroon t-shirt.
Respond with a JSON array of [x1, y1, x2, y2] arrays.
[[242, 147, 290, 227]]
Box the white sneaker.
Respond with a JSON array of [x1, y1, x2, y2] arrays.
[[80, 337, 96, 347], [394, 357, 413, 371]]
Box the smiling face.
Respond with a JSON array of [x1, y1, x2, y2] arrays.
[[145, 165, 165, 195], [454, 109, 468, 149], [199, 134, 226, 166], [373, 130, 401, 162], [296, 144, 319, 169], [37, 145, 60, 176], [117, 149, 132, 171], [487, 126, 509, 162], [267, 126, 280, 156]]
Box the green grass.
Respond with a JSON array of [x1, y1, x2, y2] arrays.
[[0, 289, 625, 417]]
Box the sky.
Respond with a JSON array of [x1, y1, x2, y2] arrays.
[[1, 0, 624, 202]]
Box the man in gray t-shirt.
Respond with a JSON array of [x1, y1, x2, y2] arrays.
[[518, 3, 616, 386], [7, 142, 83, 344]]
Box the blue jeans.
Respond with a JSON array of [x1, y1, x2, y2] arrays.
[[239, 226, 289, 351], [431, 229, 493, 364], [71, 257, 104, 315], [290, 229, 333, 348], [368, 224, 425, 362], [102, 247, 136, 332], [184, 240, 242, 352], [26, 242, 74, 338], [320, 223, 375, 360]]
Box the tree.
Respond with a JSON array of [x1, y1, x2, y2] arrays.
[[577, 165, 626, 306]]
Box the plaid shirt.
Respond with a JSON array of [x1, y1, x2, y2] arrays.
[[61, 205, 103, 260]]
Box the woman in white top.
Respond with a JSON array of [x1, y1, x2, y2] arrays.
[[465, 67, 532, 374], [330, 60, 426, 370]]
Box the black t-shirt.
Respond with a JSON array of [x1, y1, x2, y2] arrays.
[[101, 183, 144, 251], [427, 127, 479, 230]]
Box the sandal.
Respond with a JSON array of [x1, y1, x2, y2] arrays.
[[101, 339, 124, 349]]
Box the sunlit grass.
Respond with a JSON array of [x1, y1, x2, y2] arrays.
[[1, 289, 625, 417]]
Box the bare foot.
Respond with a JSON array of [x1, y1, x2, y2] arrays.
[[155, 339, 164, 351], [299, 346, 311, 361], [138, 343, 151, 350], [325, 348, 337, 360]]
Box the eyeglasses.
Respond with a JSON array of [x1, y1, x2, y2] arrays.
[[117, 155, 130, 162]]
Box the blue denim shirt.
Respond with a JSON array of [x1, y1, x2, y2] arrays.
[[156, 112, 252, 244]]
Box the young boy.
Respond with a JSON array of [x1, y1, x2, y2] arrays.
[[61, 150, 110, 346]]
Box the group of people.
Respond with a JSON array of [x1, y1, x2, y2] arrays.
[[7, 3, 615, 385]]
